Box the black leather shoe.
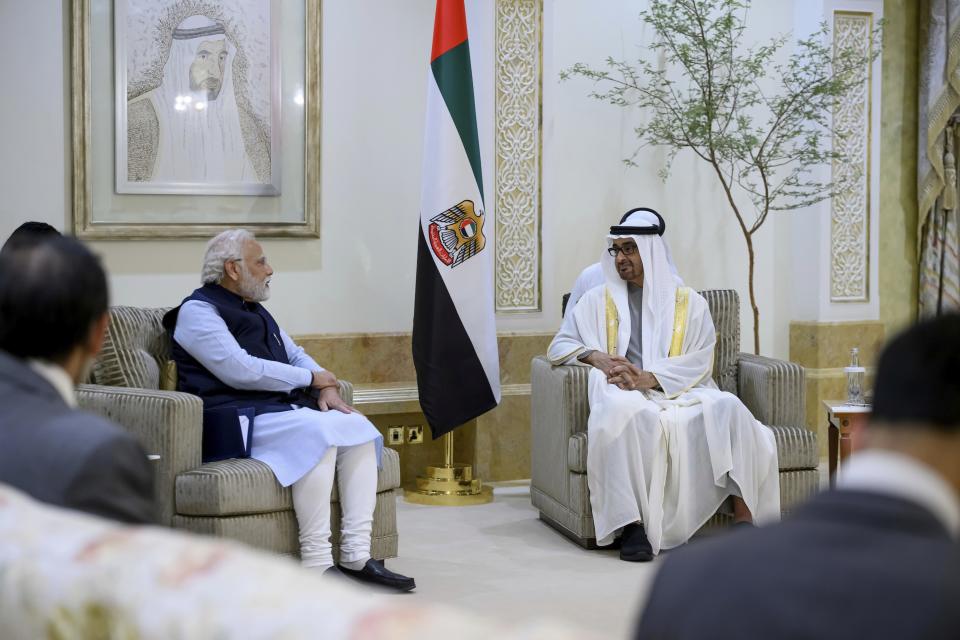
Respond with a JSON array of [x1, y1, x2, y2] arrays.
[[619, 523, 654, 562], [339, 559, 416, 592]]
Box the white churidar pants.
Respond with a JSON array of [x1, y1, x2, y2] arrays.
[[292, 440, 378, 569]]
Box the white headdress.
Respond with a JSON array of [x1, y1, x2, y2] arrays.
[[601, 208, 684, 364], [151, 15, 254, 183]]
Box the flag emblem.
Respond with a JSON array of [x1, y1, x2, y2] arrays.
[[427, 200, 486, 268]]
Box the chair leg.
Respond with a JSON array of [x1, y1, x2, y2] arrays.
[[537, 512, 599, 550]]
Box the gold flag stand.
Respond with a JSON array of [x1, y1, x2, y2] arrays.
[[404, 430, 493, 506]]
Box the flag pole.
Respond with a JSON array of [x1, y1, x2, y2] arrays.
[[404, 428, 493, 506], [444, 430, 454, 467], [407, 0, 497, 506]]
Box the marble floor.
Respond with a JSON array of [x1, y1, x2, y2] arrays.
[[385, 465, 830, 637], [385, 483, 659, 638]]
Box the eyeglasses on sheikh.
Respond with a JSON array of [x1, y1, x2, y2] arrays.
[[607, 244, 638, 257]]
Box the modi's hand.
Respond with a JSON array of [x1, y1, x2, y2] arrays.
[[317, 386, 356, 414], [311, 370, 338, 391]]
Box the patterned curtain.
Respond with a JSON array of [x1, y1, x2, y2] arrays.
[[919, 0, 960, 316]]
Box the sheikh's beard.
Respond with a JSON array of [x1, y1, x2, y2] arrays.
[[238, 269, 271, 302]]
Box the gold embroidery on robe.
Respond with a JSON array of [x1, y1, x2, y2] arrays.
[[669, 287, 691, 357]]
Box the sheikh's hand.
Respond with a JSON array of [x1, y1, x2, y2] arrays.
[[608, 364, 658, 391], [584, 351, 631, 377]]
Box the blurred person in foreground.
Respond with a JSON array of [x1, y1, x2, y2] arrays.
[[637, 314, 960, 639], [0, 236, 156, 523], [1, 221, 60, 253]]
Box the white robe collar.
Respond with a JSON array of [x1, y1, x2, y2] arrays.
[[28, 359, 77, 408], [839, 449, 960, 539], [601, 230, 684, 364]]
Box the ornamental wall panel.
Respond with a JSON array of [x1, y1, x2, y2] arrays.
[[495, 0, 542, 312], [830, 11, 873, 301]]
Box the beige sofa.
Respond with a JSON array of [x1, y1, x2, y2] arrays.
[[531, 289, 819, 547], [77, 306, 400, 561]]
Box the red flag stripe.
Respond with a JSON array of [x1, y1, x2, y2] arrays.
[[430, 0, 468, 62]]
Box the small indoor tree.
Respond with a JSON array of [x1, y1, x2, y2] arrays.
[[562, 0, 880, 353]]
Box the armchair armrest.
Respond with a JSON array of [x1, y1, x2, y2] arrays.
[[77, 384, 203, 526], [337, 379, 353, 405], [736, 353, 805, 427], [531, 356, 591, 503]]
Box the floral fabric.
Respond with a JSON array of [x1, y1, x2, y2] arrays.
[[0, 485, 593, 640]]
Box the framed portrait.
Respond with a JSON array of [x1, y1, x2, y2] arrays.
[[71, 0, 320, 238]]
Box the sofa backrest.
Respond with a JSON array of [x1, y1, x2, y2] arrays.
[[98, 293, 740, 394], [699, 289, 740, 393], [92, 307, 173, 390]]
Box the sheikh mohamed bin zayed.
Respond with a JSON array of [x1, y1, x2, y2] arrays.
[[126, 14, 267, 185], [547, 208, 780, 562]]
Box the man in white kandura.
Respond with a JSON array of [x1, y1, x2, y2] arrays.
[[127, 15, 261, 184], [564, 209, 658, 318], [547, 208, 780, 561], [163, 229, 414, 591]]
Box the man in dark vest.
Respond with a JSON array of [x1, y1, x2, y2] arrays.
[[636, 314, 960, 639], [163, 229, 414, 591]]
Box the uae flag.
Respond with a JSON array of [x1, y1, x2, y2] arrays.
[[413, 0, 501, 439]]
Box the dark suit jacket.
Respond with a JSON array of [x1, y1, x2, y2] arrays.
[[637, 489, 960, 640], [0, 351, 156, 524]]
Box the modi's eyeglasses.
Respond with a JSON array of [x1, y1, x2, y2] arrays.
[[607, 244, 638, 257]]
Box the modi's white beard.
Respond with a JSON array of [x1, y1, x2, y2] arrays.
[[237, 264, 271, 302]]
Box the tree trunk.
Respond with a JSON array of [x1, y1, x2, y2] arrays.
[[745, 232, 760, 354]]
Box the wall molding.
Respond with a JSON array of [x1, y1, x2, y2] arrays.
[[353, 383, 531, 416], [803, 366, 876, 381], [830, 10, 874, 301], [494, 0, 542, 312]]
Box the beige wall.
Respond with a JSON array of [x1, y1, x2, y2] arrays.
[[0, 0, 918, 350], [879, 0, 920, 337], [0, 0, 920, 481], [789, 0, 920, 457], [0, 0, 814, 359]]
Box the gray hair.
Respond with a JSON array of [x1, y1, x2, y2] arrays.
[[201, 229, 255, 284]]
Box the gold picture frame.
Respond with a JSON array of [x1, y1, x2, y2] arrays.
[[71, 0, 321, 239]]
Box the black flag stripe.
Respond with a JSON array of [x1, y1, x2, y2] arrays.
[[412, 231, 497, 438]]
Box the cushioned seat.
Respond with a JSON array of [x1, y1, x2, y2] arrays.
[[176, 448, 402, 516], [78, 306, 401, 561], [531, 289, 820, 547]]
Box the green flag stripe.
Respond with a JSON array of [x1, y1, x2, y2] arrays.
[[430, 40, 484, 201]]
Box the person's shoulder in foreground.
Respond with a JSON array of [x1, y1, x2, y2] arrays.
[[636, 313, 960, 640], [0, 236, 156, 524]]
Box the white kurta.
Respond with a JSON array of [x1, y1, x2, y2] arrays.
[[174, 301, 383, 487], [547, 284, 780, 552]]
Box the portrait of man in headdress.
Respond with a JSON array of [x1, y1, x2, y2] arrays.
[[118, 2, 277, 195]]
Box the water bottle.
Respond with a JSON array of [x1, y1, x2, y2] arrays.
[[845, 348, 865, 405]]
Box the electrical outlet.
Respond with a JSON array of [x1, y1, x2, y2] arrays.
[[387, 426, 404, 446], [406, 425, 424, 444]]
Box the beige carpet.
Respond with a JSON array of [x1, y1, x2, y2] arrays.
[[385, 483, 659, 638]]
